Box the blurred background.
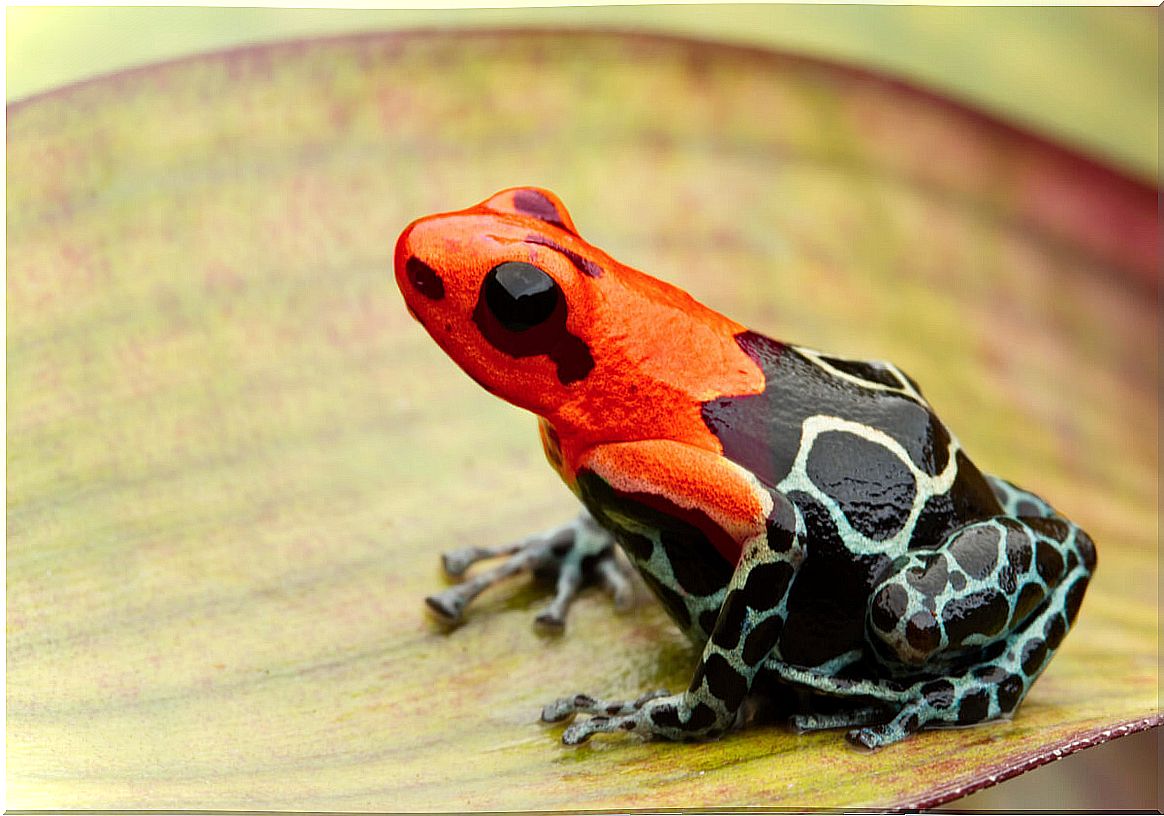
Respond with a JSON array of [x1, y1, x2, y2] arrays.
[[5, 3, 1158, 185], [7, 4, 1157, 810]]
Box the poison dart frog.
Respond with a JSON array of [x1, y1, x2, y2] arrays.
[[394, 187, 1096, 748]]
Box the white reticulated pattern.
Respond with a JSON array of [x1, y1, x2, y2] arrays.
[[776, 414, 962, 557]]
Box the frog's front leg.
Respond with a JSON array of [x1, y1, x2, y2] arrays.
[[543, 440, 805, 743], [426, 510, 635, 630]]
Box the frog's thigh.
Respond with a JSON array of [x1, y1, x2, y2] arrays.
[[849, 506, 1096, 746], [854, 535, 1094, 748], [867, 513, 1095, 668]]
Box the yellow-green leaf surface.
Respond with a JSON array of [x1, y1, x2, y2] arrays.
[[7, 31, 1158, 811]]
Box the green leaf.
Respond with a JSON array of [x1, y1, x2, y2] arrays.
[[7, 31, 1157, 810]]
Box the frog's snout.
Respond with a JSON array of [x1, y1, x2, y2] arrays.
[[402, 256, 446, 302], [395, 224, 447, 305]]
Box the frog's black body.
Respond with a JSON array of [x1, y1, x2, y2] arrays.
[[703, 332, 1005, 668], [568, 331, 1096, 747]]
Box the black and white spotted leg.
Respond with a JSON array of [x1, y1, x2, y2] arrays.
[[547, 494, 805, 744], [852, 516, 1094, 749], [987, 475, 1057, 519], [425, 510, 635, 630], [767, 480, 1096, 748], [541, 689, 669, 722], [867, 479, 1096, 673], [790, 705, 888, 733]]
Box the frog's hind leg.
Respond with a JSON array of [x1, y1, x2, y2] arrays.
[[853, 488, 1096, 747], [790, 705, 889, 733], [986, 475, 1058, 519], [425, 510, 635, 630]]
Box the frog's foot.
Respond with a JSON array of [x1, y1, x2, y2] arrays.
[[846, 700, 931, 750], [425, 511, 634, 630], [541, 689, 669, 723], [545, 691, 733, 744], [790, 705, 889, 734]]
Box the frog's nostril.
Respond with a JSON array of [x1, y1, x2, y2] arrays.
[[406, 256, 446, 301]]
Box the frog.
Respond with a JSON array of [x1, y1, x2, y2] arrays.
[[393, 187, 1096, 748]]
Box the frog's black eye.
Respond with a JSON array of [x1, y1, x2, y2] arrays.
[[483, 262, 560, 331]]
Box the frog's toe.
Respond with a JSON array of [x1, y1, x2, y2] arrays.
[[424, 589, 468, 623], [424, 550, 533, 626], [561, 715, 636, 745], [552, 692, 729, 744], [845, 703, 924, 749], [534, 555, 585, 631], [847, 722, 910, 750], [790, 705, 887, 734], [533, 545, 637, 629], [846, 726, 887, 751], [440, 544, 518, 578], [596, 556, 636, 611], [541, 694, 593, 723], [427, 511, 627, 630], [541, 689, 668, 723]]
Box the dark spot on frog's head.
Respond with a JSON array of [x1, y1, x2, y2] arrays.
[[405, 256, 445, 300], [551, 336, 597, 385], [513, 189, 573, 232], [525, 234, 603, 277]]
